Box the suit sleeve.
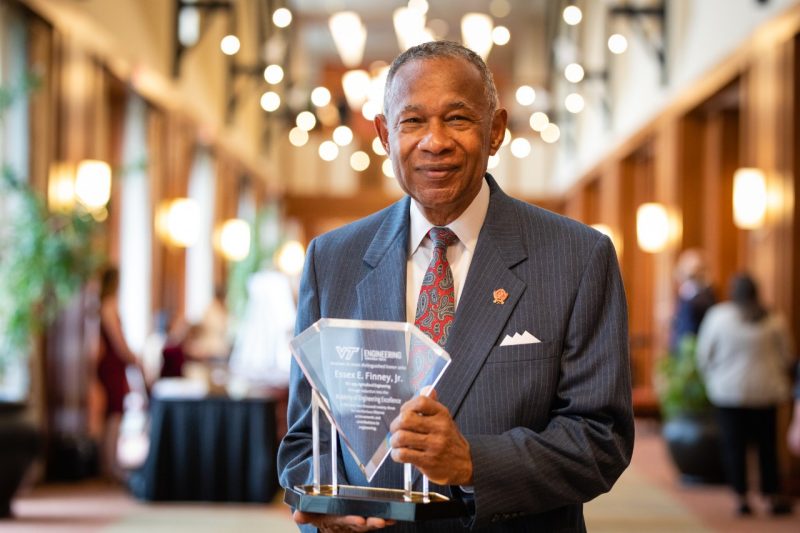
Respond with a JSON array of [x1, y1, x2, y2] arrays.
[[465, 235, 634, 527], [277, 238, 350, 494]]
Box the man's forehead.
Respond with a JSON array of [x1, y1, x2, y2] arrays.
[[394, 55, 479, 78], [387, 57, 487, 112]]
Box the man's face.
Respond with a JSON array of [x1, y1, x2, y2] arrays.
[[374, 57, 507, 225]]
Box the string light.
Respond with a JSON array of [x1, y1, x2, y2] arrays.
[[260, 91, 280, 112], [563, 5, 582, 26], [350, 151, 371, 171], [608, 34, 628, 54], [564, 63, 585, 83], [273, 8, 292, 28], [220, 35, 240, 55], [263, 64, 284, 84], [310, 87, 331, 107]]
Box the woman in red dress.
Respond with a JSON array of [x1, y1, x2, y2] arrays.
[[96, 267, 139, 479]]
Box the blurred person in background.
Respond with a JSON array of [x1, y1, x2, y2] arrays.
[[670, 248, 716, 354], [96, 266, 140, 481], [696, 272, 794, 516], [788, 365, 800, 456]]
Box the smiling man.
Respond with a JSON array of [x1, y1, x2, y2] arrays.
[[278, 41, 634, 532]]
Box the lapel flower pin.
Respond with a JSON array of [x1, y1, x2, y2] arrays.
[[493, 288, 508, 305]]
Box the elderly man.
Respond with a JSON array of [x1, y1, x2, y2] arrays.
[[278, 41, 634, 532]]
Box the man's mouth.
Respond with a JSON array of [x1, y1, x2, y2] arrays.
[[417, 165, 458, 178]]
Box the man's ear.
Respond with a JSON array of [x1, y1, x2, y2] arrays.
[[373, 114, 391, 155], [489, 108, 508, 155]]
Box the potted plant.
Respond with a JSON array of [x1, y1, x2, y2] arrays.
[[655, 335, 726, 484]]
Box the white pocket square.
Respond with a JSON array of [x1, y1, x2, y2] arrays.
[[500, 331, 541, 346]]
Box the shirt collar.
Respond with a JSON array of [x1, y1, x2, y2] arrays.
[[408, 177, 490, 255]]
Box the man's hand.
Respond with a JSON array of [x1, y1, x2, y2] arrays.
[[389, 389, 473, 485], [293, 511, 394, 532]]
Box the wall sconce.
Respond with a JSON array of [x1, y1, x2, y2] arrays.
[[275, 240, 306, 276], [636, 202, 670, 253], [48, 162, 76, 212], [732, 167, 767, 229], [214, 218, 251, 261], [48, 159, 111, 215], [74, 159, 112, 211], [156, 198, 200, 248]]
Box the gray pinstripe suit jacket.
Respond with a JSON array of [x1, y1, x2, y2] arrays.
[[278, 175, 634, 532]]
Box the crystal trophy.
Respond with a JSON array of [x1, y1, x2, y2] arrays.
[[283, 318, 466, 521]]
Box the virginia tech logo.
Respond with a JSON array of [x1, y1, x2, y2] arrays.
[[335, 346, 360, 361]]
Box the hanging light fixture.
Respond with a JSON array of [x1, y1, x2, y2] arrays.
[[461, 13, 494, 60], [732, 167, 767, 229], [329, 11, 367, 68], [341, 69, 371, 111], [393, 6, 432, 52]]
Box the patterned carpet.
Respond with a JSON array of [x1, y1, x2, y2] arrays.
[[5, 422, 798, 532]]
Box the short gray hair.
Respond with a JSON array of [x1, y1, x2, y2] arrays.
[[383, 41, 499, 117]]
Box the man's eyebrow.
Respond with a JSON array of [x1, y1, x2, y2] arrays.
[[398, 101, 473, 113]]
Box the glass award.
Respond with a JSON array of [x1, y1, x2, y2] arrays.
[[283, 318, 466, 521]]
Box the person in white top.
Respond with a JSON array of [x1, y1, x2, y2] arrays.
[[696, 273, 794, 516]]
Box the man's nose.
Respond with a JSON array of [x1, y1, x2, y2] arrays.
[[417, 121, 454, 153]]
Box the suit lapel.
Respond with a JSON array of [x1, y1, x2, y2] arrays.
[[434, 176, 528, 421], [355, 198, 410, 323]]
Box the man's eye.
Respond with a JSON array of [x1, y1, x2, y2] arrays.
[[447, 115, 469, 122], [400, 117, 421, 124]]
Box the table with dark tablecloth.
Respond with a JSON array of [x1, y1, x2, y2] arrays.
[[132, 396, 279, 503]]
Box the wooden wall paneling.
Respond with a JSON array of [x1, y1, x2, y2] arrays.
[[792, 34, 800, 354], [597, 162, 623, 259], [25, 9, 55, 431], [708, 108, 741, 293], [653, 122, 680, 360], [157, 114, 194, 324], [147, 109, 194, 325], [562, 184, 585, 222], [104, 70, 127, 266], [677, 113, 706, 251], [41, 32, 114, 470], [26, 13, 54, 194], [147, 108, 166, 317], [212, 153, 241, 289], [619, 147, 657, 410], [789, 32, 800, 497], [742, 31, 800, 497], [584, 178, 600, 225], [740, 41, 795, 320]]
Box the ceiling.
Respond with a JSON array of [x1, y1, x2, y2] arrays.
[[284, 0, 554, 91]]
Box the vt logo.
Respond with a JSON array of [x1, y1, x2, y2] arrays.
[[336, 346, 360, 361]]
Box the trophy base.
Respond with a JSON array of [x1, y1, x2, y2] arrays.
[[284, 484, 467, 522]]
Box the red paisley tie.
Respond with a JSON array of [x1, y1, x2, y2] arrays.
[[414, 227, 458, 347]]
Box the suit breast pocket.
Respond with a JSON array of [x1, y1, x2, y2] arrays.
[[485, 342, 556, 363]]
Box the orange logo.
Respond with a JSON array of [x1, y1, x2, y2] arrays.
[[493, 288, 508, 305]]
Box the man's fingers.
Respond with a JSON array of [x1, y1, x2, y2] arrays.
[[420, 386, 438, 401], [293, 511, 392, 531], [398, 394, 444, 416]]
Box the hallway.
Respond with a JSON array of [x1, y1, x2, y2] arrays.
[[4, 420, 798, 532]]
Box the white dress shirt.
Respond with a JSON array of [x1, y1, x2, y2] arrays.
[[406, 179, 490, 323]]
